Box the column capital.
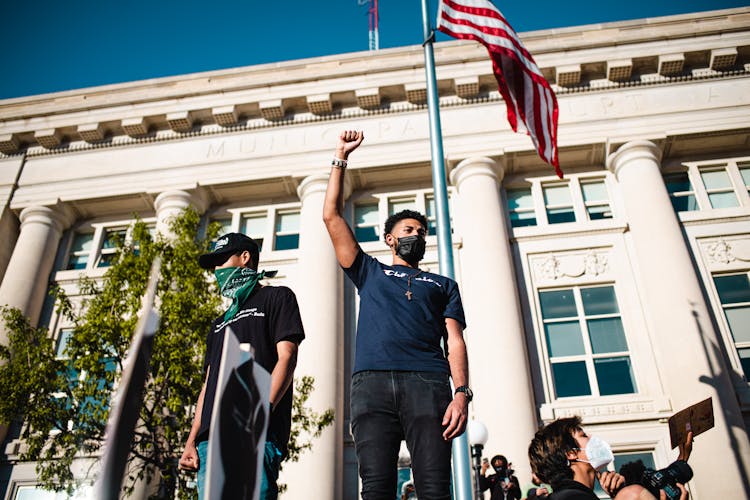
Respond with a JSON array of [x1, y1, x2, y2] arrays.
[[449, 156, 504, 190], [19, 203, 75, 234], [297, 173, 351, 201], [153, 189, 208, 215], [606, 140, 663, 180]]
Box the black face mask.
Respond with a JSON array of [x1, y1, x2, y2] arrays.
[[395, 235, 426, 263]]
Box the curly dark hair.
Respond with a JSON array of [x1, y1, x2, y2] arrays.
[[528, 416, 582, 488], [383, 209, 428, 240]]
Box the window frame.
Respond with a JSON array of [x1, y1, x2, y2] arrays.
[[739, 162, 750, 195], [504, 174, 615, 230], [353, 201, 381, 243], [273, 209, 301, 251], [205, 202, 302, 259], [711, 270, 750, 383], [665, 158, 750, 214], [699, 166, 741, 209], [506, 185, 538, 228], [350, 188, 454, 249], [60, 218, 157, 274], [580, 179, 614, 221], [542, 182, 577, 225], [537, 283, 637, 400]]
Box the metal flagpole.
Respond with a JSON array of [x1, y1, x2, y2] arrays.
[[420, 0, 473, 498]]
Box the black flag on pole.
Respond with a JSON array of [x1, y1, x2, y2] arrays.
[[94, 258, 161, 500]]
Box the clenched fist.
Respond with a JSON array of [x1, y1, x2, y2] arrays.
[[336, 130, 364, 159]]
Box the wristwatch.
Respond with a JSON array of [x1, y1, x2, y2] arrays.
[[454, 385, 473, 402]]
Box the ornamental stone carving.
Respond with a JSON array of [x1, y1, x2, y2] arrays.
[[532, 249, 610, 283], [702, 236, 750, 267]]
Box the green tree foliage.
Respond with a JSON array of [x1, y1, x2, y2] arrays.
[[0, 209, 333, 498]]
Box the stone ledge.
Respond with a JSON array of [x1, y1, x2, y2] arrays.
[[540, 395, 673, 424]]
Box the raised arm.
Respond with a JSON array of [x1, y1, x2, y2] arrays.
[[323, 130, 364, 268]]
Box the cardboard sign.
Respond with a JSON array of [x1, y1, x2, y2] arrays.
[[668, 397, 714, 449], [205, 327, 271, 500]]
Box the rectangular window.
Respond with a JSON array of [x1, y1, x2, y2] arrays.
[[211, 217, 233, 239], [543, 184, 576, 224], [664, 172, 698, 212], [700, 168, 739, 209], [713, 273, 750, 379], [425, 196, 438, 236], [13, 484, 92, 499], [66, 232, 94, 270], [241, 213, 268, 251], [594, 452, 655, 498], [539, 285, 636, 398], [55, 329, 73, 359], [274, 211, 300, 250], [581, 180, 613, 220], [388, 197, 416, 215], [354, 203, 380, 242], [739, 164, 750, 195], [96, 229, 127, 268], [507, 187, 537, 227], [613, 451, 655, 472]]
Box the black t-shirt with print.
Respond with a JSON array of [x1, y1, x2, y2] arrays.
[[196, 285, 304, 457]]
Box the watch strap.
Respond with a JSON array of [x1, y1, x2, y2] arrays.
[[331, 157, 348, 168]]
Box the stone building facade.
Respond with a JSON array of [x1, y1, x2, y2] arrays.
[[1, 7, 749, 499]]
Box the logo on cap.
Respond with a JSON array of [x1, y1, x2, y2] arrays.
[[215, 237, 229, 250]]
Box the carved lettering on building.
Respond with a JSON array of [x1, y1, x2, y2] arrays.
[[554, 401, 655, 419], [204, 118, 418, 160], [207, 141, 225, 158]]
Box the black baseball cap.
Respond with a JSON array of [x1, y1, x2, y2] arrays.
[[198, 232, 260, 269]]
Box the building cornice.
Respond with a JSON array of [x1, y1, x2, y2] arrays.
[[0, 8, 748, 156], [0, 68, 747, 160]]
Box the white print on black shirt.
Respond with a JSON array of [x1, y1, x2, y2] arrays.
[[216, 307, 266, 331], [382, 269, 442, 287]]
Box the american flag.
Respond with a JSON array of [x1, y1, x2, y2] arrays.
[[437, 0, 562, 178]]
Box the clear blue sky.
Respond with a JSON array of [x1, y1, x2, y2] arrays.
[[1, 0, 747, 100]]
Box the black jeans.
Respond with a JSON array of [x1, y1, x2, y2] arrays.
[[351, 370, 453, 500]]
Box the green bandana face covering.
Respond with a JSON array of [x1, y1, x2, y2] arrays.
[[214, 266, 266, 321]]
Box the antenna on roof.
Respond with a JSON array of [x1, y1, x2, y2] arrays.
[[358, 0, 379, 50]]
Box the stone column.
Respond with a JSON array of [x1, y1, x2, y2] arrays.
[[153, 189, 208, 238], [0, 206, 20, 285], [0, 204, 73, 445], [450, 157, 538, 485], [607, 140, 750, 496], [0, 204, 74, 333], [284, 174, 343, 500]]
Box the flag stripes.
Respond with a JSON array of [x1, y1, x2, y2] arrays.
[[437, 0, 562, 177]]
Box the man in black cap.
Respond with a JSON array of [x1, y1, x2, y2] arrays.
[[179, 233, 305, 500]]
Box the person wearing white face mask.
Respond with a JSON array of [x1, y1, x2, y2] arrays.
[[528, 416, 681, 500]]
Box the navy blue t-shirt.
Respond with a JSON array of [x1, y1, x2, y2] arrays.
[[344, 250, 466, 374]]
